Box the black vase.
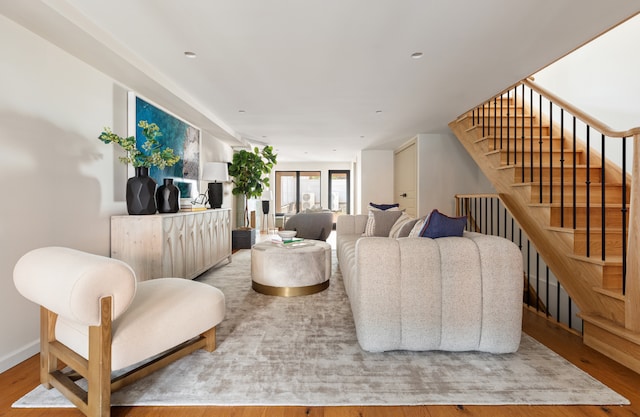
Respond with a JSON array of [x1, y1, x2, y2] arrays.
[[126, 167, 157, 215], [156, 178, 180, 213]]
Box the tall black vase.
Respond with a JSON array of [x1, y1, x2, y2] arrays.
[[156, 178, 180, 213], [126, 167, 157, 215]]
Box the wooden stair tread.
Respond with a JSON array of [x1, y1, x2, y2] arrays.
[[567, 253, 623, 265], [511, 181, 617, 187], [592, 287, 625, 301], [543, 202, 628, 208], [580, 314, 640, 343], [546, 226, 625, 233], [497, 164, 602, 170]]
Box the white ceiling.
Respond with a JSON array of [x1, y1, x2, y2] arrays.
[[2, 0, 639, 162]]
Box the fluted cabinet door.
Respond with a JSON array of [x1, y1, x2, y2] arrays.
[[202, 211, 214, 269], [111, 209, 232, 280], [162, 215, 186, 278]]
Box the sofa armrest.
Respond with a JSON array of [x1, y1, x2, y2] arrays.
[[336, 214, 368, 236]]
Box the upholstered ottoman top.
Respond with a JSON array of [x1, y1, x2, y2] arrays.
[[251, 240, 331, 296]]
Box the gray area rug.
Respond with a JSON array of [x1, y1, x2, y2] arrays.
[[15, 249, 628, 407]]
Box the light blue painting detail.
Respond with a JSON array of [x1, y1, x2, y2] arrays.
[[135, 97, 200, 189]]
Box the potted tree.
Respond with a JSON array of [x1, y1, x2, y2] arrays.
[[228, 145, 277, 248]]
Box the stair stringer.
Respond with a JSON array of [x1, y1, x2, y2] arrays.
[[448, 115, 625, 326]]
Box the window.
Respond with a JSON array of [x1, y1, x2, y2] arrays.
[[275, 171, 321, 215], [329, 170, 350, 216]]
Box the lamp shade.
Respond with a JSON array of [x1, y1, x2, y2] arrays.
[[261, 190, 272, 201], [202, 162, 229, 182]]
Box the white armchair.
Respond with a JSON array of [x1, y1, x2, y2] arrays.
[[13, 246, 226, 417]]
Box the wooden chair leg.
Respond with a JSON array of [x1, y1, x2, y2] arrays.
[[203, 327, 217, 352], [87, 297, 112, 417], [39, 307, 57, 389]]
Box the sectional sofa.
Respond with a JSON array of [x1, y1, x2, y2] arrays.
[[336, 213, 523, 354]]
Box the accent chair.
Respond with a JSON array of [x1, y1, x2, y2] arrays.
[[284, 211, 334, 241], [13, 246, 226, 417]]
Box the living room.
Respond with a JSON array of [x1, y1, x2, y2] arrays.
[[3, 2, 640, 416]]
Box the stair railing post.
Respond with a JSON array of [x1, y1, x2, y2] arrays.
[[625, 133, 640, 331]]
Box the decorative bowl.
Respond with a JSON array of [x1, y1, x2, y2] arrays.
[[278, 230, 297, 239]]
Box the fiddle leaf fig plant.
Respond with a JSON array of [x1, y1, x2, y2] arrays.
[[228, 145, 277, 228]]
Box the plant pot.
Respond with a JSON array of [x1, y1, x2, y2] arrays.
[[232, 228, 256, 249]]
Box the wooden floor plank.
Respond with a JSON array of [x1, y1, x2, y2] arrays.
[[2, 309, 640, 417]]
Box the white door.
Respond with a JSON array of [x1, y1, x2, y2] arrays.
[[394, 140, 417, 217]]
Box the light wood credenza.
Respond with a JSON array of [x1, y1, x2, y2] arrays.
[[111, 209, 232, 281]]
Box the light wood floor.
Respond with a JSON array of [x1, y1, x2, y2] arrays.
[[2, 309, 640, 417]]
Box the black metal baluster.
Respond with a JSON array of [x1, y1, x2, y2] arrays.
[[490, 197, 494, 235], [622, 137, 628, 295], [482, 104, 485, 137], [514, 86, 518, 167], [484, 197, 488, 234], [527, 239, 531, 306], [572, 117, 577, 230], [493, 98, 497, 150], [549, 100, 553, 204], [536, 249, 540, 311], [521, 84, 526, 182], [474, 196, 478, 233], [586, 126, 591, 258], [556, 279, 561, 323], [560, 109, 565, 228], [601, 133, 606, 261], [539, 94, 543, 203], [546, 266, 550, 318], [500, 94, 504, 151], [506, 90, 511, 165], [530, 89, 534, 182]]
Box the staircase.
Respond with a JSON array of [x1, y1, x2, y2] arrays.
[[449, 79, 640, 373]]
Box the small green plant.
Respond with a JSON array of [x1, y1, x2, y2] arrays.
[[228, 146, 277, 227], [98, 120, 180, 169]]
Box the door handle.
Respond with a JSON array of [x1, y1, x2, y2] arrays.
[[400, 193, 407, 198]]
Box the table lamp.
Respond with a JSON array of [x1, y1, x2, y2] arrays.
[[202, 162, 229, 209]]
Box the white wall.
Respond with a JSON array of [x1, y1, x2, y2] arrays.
[[416, 133, 494, 217], [358, 150, 394, 214], [534, 14, 640, 130], [0, 16, 232, 372]]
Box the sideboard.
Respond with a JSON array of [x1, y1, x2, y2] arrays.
[[111, 208, 232, 281]]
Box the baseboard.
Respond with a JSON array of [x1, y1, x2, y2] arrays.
[[0, 339, 39, 374]]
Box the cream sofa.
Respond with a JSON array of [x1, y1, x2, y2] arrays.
[[336, 214, 523, 354]]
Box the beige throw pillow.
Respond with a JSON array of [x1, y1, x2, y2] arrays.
[[388, 213, 414, 238], [372, 210, 403, 237]]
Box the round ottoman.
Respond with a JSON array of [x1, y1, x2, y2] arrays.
[[251, 240, 331, 296]]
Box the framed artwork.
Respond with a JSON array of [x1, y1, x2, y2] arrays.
[[128, 92, 200, 199]]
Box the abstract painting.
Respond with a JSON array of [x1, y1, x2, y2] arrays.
[[129, 93, 200, 198]]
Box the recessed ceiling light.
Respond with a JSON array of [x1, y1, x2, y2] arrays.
[[184, 51, 197, 58], [376, 110, 383, 114], [238, 110, 246, 113], [411, 52, 423, 59]]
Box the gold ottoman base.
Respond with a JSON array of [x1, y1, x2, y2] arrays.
[[252, 280, 330, 297]]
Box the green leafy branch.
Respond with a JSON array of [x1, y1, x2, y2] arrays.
[[98, 120, 180, 169]]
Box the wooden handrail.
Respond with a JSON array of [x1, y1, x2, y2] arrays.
[[458, 78, 640, 333], [523, 79, 640, 138]]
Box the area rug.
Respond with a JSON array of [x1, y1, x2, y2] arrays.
[[15, 249, 628, 407]]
